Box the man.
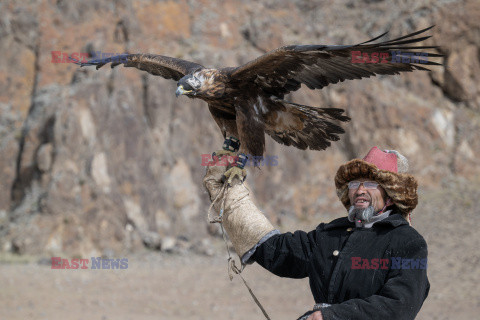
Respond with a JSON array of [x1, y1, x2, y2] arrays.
[[203, 147, 429, 320]]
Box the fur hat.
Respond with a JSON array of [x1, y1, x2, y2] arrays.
[[334, 147, 418, 217]]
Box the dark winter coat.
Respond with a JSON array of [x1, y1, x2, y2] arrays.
[[252, 213, 430, 320]]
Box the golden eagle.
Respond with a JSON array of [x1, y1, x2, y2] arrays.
[[73, 26, 440, 169]]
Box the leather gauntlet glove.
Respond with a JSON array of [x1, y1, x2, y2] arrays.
[[203, 165, 276, 260]]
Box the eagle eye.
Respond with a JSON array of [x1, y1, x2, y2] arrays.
[[181, 81, 194, 91]]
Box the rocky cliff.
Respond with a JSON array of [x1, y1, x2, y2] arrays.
[[0, 0, 479, 257]]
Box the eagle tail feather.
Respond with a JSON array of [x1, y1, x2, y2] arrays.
[[266, 99, 349, 151]]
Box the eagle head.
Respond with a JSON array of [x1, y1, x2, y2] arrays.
[[176, 75, 201, 97], [176, 70, 225, 99]]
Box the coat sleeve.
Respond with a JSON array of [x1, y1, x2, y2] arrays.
[[251, 226, 321, 279], [320, 237, 430, 320]]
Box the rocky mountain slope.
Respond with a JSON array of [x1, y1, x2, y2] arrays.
[[0, 0, 479, 259]]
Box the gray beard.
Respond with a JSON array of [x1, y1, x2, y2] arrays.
[[348, 205, 376, 223]]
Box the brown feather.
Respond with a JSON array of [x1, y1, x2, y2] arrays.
[[75, 53, 204, 81], [235, 97, 266, 157], [227, 26, 442, 98], [208, 103, 237, 138], [264, 98, 349, 151]]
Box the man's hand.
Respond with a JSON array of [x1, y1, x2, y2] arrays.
[[307, 311, 323, 320]]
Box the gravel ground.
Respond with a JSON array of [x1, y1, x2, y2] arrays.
[[2, 180, 480, 320], [0, 253, 313, 320]]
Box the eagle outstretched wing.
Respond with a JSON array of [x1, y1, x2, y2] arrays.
[[71, 53, 204, 81], [228, 26, 442, 98]]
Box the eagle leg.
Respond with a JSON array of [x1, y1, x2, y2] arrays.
[[212, 136, 240, 158], [222, 136, 241, 153], [212, 136, 247, 185]]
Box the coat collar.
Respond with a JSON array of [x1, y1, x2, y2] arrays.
[[323, 213, 409, 231]]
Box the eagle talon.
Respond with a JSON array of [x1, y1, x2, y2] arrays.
[[223, 166, 247, 186]]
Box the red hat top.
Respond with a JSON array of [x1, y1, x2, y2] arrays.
[[362, 146, 399, 173]]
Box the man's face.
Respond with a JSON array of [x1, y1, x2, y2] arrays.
[[348, 178, 392, 213]]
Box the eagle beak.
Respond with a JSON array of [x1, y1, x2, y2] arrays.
[[176, 85, 193, 97], [175, 85, 185, 97]]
